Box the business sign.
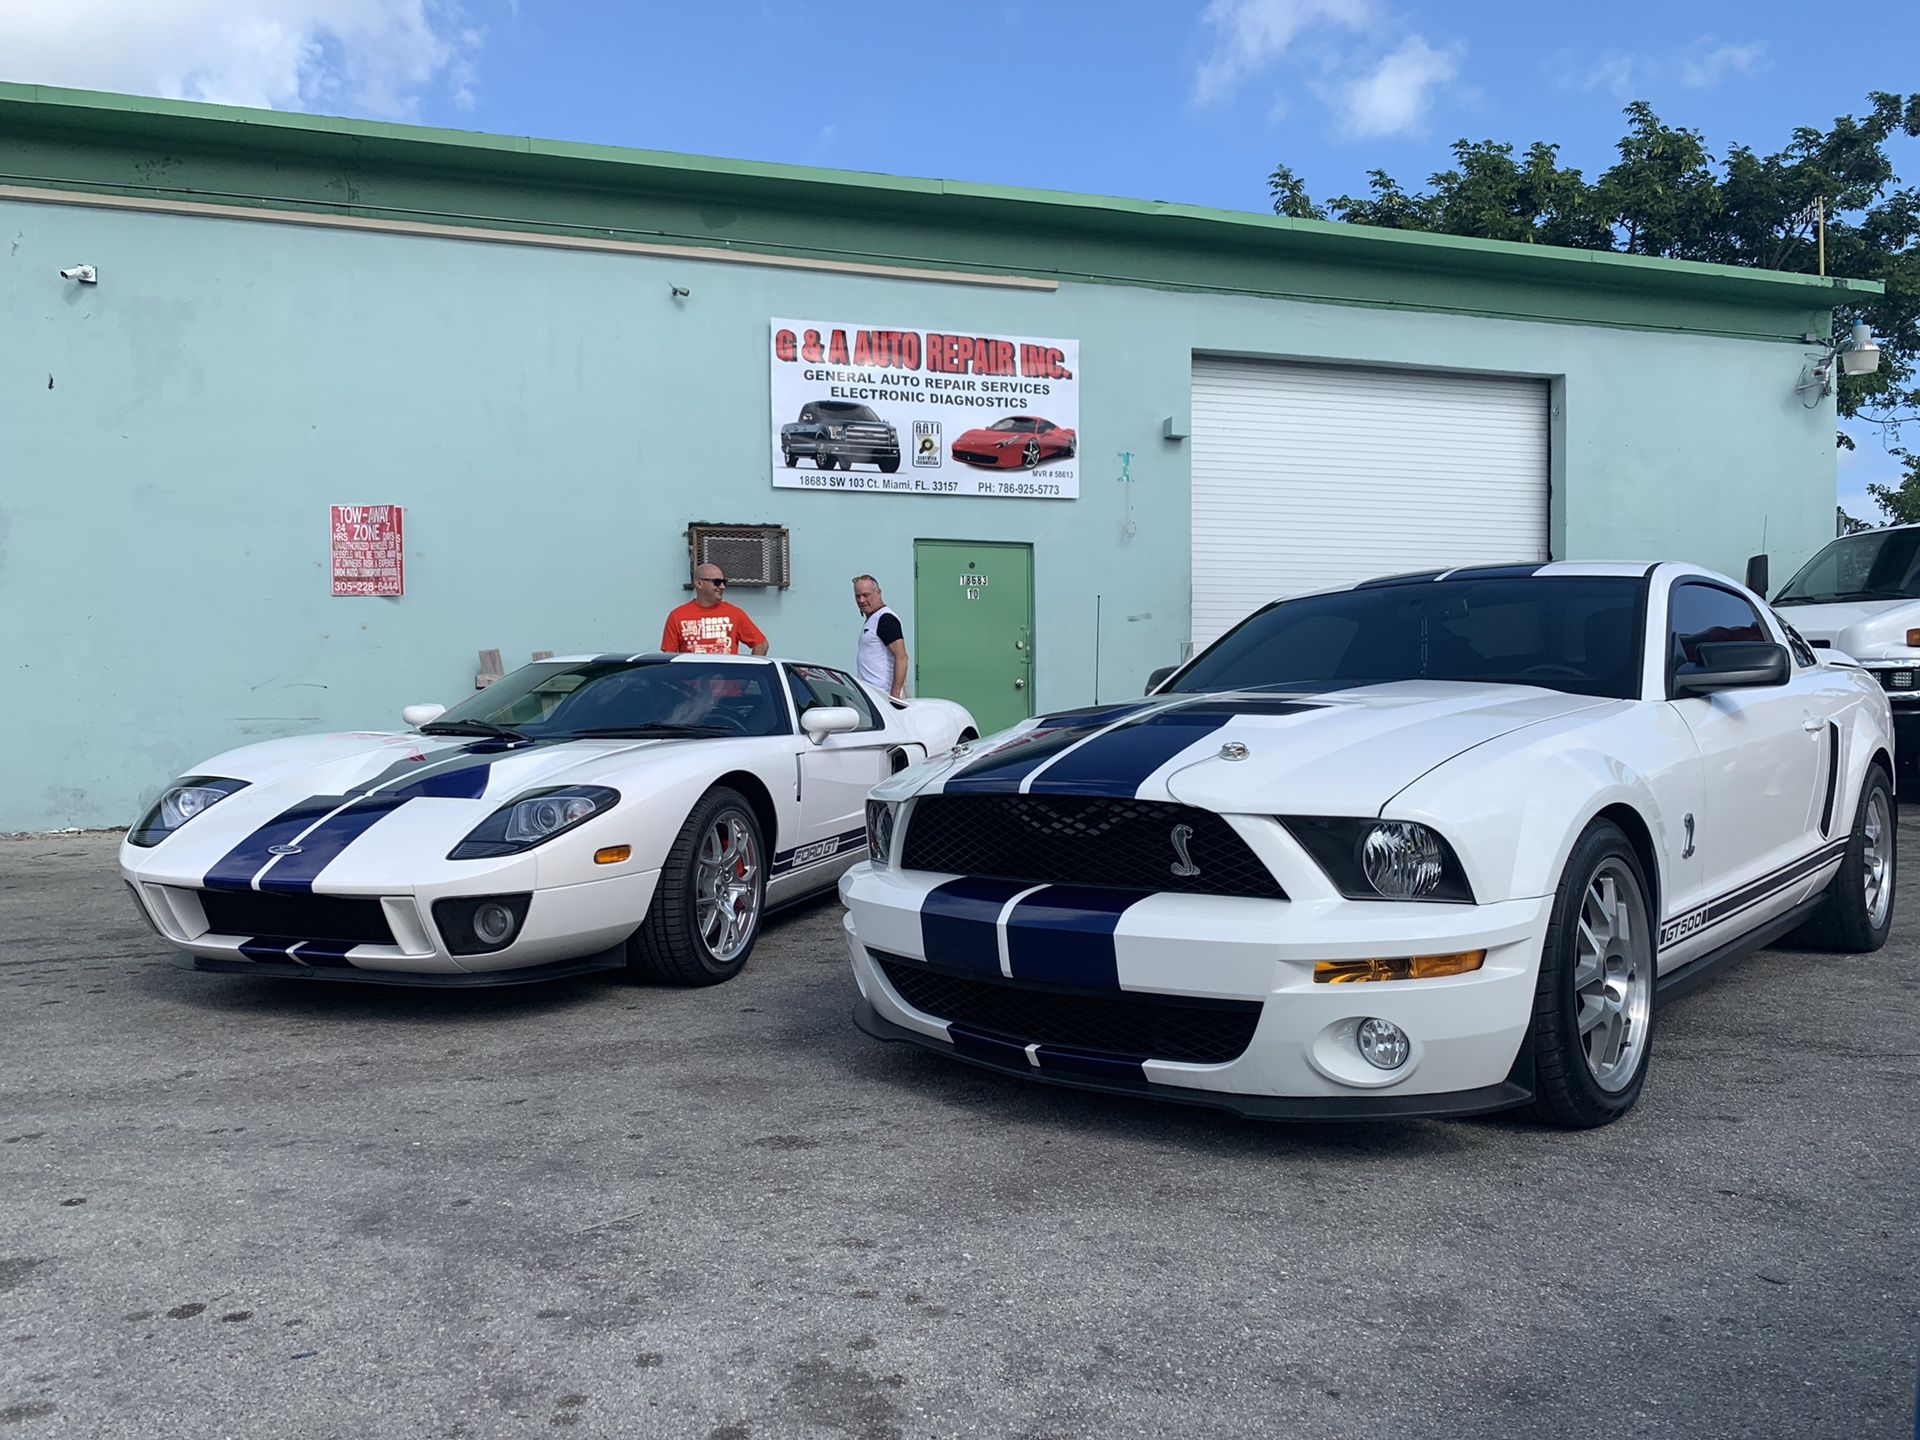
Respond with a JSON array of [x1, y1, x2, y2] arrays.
[[770, 318, 1079, 499], [330, 504, 405, 597]]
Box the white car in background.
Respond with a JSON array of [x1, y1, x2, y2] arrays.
[[121, 655, 975, 986], [843, 563, 1895, 1128], [1769, 523, 1920, 769]]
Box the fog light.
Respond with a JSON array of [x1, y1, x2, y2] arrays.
[[473, 902, 518, 947], [1356, 1018, 1410, 1070]]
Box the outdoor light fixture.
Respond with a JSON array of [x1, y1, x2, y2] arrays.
[[1797, 323, 1882, 403], [58, 264, 97, 284]]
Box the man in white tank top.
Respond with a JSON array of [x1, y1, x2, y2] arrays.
[[852, 574, 908, 698]]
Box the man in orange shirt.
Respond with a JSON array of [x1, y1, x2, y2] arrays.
[[660, 563, 770, 655]]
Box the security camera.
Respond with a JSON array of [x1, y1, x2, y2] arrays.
[[59, 265, 97, 284]]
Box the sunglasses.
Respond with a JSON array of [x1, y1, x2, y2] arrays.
[[700, 577, 728, 587]]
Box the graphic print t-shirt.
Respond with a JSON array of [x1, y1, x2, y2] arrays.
[[661, 601, 767, 655]]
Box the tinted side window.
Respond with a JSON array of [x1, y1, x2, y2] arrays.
[[1668, 583, 1765, 670], [1772, 609, 1817, 668], [787, 665, 881, 731]]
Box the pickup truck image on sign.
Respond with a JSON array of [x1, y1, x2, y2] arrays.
[[781, 401, 902, 473]]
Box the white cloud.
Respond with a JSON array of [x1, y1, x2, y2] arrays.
[[0, 0, 481, 119], [1682, 40, 1767, 89], [1192, 0, 1377, 106], [1556, 36, 1766, 100], [1581, 51, 1639, 101], [1333, 35, 1462, 139]]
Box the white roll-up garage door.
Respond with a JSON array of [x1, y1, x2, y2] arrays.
[[1190, 357, 1549, 648]]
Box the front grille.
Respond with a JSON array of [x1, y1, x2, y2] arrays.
[[953, 449, 1000, 464], [901, 794, 1286, 898], [878, 958, 1260, 1064], [1874, 668, 1916, 692], [197, 890, 396, 946]]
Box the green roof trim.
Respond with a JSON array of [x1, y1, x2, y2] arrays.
[[0, 82, 1883, 334]]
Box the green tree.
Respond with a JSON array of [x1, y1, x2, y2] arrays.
[[1269, 94, 1920, 515]]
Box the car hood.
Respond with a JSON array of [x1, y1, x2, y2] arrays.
[[889, 683, 1618, 814], [1773, 596, 1920, 659], [956, 428, 1022, 446], [130, 729, 712, 881]]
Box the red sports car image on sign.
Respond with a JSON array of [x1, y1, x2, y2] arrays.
[[950, 416, 1078, 469]]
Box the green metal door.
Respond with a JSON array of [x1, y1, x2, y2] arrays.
[[913, 540, 1034, 736]]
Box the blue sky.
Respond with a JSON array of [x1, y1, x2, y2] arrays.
[[5, 0, 1916, 513]]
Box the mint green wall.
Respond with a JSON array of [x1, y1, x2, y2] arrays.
[[2, 197, 1837, 830]]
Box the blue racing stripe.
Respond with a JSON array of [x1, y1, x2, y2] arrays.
[[1004, 886, 1147, 988], [292, 940, 358, 969], [947, 1022, 1030, 1068], [942, 705, 1148, 794], [1025, 704, 1239, 797], [202, 796, 353, 893], [920, 876, 1030, 974], [256, 794, 410, 894], [1033, 1045, 1148, 1083]]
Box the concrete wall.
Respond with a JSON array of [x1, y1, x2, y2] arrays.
[[1, 196, 1839, 830]]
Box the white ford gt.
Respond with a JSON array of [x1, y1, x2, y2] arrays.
[[843, 563, 1897, 1127], [121, 654, 975, 985]]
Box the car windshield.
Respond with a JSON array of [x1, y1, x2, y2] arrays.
[[1774, 528, 1920, 605], [425, 660, 790, 738], [988, 417, 1038, 431], [817, 403, 879, 422], [1168, 575, 1645, 700]]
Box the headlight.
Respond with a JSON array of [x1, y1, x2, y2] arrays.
[[865, 798, 899, 867], [826, 425, 845, 438], [1361, 822, 1444, 898], [449, 786, 618, 860], [127, 777, 249, 848], [1283, 817, 1475, 903]]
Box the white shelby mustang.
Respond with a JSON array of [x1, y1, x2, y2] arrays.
[[842, 562, 1896, 1128], [121, 655, 974, 986]]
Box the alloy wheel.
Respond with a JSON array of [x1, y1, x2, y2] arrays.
[[696, 811, 761, 962], [1571, 858, 1652, 1092], [1863, 786, 1893, 928]]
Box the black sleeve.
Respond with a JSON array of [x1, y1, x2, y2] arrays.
[[876, 613, 904, 646]]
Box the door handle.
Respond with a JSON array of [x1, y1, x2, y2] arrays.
[[1802, 717, 1823, 733]]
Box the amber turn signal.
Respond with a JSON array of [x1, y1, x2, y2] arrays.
[[1313, 951, 1486, 984], [594, 845, 632, 865], [1906, 629, 1920, 648]]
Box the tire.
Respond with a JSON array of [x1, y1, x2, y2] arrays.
[[1793, 764, 1895, 953], [1527, 820, 1657, 1129], [783, 451, 799, 468], [1021, 439, 1042, 468], [815, 453, 836, 470], [626, 787, 766, 986], [879, 457, 900, 474]]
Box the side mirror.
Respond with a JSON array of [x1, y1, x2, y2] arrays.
[[402, 703, 447, 728], [1672, 642, 1789, 697], [1146, 664, 1178, 694], [1744, 554, 1770, 599], [800, 706, 861, 743]]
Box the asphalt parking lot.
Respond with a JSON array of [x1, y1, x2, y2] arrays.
[[2, 830, 1917, 1440]]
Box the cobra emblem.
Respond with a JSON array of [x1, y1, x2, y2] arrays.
[[1169, 823, 1201, 878]]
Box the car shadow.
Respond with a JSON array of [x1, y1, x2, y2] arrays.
[[129, 953, 619, 1024]]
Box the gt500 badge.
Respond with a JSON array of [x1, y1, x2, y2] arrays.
[[1659, 907, 1709, 948]]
